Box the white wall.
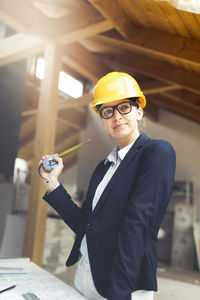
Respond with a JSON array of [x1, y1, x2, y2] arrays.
[[145, 109, 200, 220]]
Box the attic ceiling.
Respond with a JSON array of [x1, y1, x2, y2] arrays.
[[0, 0, 200, 172]]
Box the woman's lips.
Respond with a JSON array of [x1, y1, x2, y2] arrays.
[[113, 123, 126, 129]]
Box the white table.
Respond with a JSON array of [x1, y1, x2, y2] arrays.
[[0, 258, 86, 299]]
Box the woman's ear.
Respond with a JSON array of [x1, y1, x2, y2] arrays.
[[137, 107, 144, 122]]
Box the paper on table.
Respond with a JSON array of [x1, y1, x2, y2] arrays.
[[0, 258, 29, 276], [0, 258, 87, 300]]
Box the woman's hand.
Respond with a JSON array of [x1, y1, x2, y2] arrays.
[[38, 155, 64, 193]]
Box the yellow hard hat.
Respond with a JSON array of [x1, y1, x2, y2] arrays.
[[91, 72, 146, 115]]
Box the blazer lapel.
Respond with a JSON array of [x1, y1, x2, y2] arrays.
[[90, 133, 150, 219], [85, 160, 112, 213]]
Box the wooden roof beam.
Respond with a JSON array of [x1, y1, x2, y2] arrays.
[[86, 0, 200, 66], [87, 0, 134, 38], [57, 118, 82, 131], [63, 43, 108, 83], [0, 24, 112, 67], [0, 0, 113, 39], [151, 94, 200, 124], [59, 20, 113, 45], [81, 34, 200, 69], [144, 85, 181, 95], [101, 51, 200, 94], [22, 93, 92, 117], [0, 33, 45, 67]]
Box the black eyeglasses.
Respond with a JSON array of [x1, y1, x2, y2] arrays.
[[99, 101, 139, 119]]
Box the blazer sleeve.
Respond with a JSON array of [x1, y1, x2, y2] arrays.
[[43, 184, 83, 234], [108, 140, 176, 300]]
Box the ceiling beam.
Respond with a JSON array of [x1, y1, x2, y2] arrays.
[[0, 19, 112, 67], [63, 42, 108, 82], [86, 0, 200, 66], [151, 94, 200, 124], [57, 117, 82, 131], [59, 20, 113, 45], [0, 33, 45, 67], [144, 85, 181, 95], [0, 0, 109, 38], [21, 92, 92, 117], [0, 22, 112, 67], [87, 0, 134, 38], [101, 51, 200, 94], [168, 89, 200, 106]]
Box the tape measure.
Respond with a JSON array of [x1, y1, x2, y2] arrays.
[[42, 139, 91, 172]]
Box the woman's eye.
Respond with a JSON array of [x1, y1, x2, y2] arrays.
[[104, 109, 112, 115], [120, 104, 129, 111]]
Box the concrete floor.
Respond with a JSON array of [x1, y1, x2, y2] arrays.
[[43, 217, 200, 300]]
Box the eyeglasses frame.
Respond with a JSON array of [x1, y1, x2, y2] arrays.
[[98, 100, 139, 119]]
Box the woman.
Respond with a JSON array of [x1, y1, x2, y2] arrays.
[[40, 72, 176, 300]]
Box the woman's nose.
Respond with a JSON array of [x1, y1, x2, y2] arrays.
[[113, 108, 122, 120]]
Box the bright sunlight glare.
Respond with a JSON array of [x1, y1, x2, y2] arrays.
[[35, 58, 83, 98], [58, 71, 83, 98]]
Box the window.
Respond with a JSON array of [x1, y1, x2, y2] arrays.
[[35, 58, 83, 98]]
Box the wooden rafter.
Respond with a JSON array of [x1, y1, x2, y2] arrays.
[[21, 92, 92, 117], [101, 51, 200, 94], [87, 0, 200, 66], [81, 33, 200, 68], [63, 42, 108, 83], [151, 94, 200, 124], [88, 0, 134, 38]]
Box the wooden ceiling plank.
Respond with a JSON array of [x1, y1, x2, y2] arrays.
[[86, 1, 200, 66], [87, 0, 134, 37], [119, 0, 152, 28], [101, 51, 200, 93], [0, 33, 45, 67], [157, 1, 191, 37], [177, 10, 200, 40], [137, 0, 175, 34], [127, 0, 165, 31]]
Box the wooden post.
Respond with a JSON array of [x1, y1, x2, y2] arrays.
[[23, 42, 62, 266]]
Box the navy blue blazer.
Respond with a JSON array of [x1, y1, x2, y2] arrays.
[[43, 133, 176, 300]]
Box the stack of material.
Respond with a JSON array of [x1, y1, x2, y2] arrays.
[[158, 180, 194, 267], [171, 203, 194, 270], [193, 222, 200, 271]]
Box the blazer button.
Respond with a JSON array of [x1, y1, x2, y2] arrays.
[[87, 223, 92, 230]]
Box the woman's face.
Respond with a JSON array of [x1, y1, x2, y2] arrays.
[[100, 99, 143, 148]]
